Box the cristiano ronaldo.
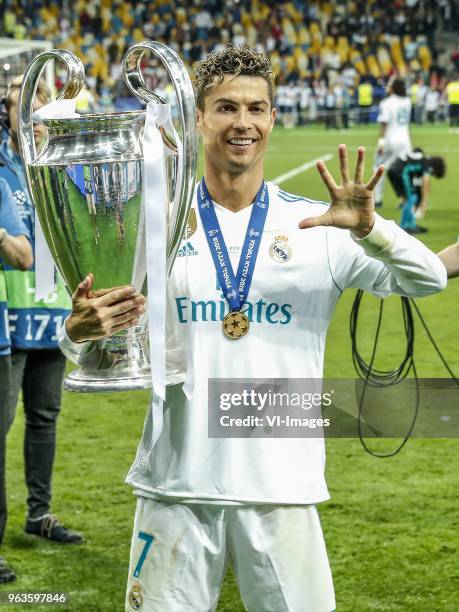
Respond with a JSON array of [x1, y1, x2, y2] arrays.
[[59, 47, 446, 611]]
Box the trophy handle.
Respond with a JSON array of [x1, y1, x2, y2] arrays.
[[18, 50, 85, 167], [122, 41, 197, 270]]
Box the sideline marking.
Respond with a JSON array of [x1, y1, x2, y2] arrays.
[[271, 154, 333, 185]]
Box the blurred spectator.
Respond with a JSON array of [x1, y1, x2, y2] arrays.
[[75, 85, 96, 114], [276, 80, 296, 129], [445, 73, 459, 125], [283, 82, 298, 129], [357, 79, 374, 124], [341, 86, 352, 130], [325, 85, 336, 129], [412, 77, 428, 124], [0, 179, 33, 584], [0, 76, 82, 546], [374, 77, 412, 208], [297, 79, 311, 126], [425, 86, 441, 122], [0, 0, 457, 127]]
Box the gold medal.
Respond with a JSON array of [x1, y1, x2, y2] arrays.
[[184, 208, 197, 239], [222, 311, 250, 340]]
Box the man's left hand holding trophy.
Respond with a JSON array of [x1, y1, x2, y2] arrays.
[[66, 273, 146, 343]]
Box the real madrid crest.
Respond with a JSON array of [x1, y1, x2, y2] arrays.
[[184, 208, 197, 239], [128, 582, 144, 610], [269, 235, 292, 263]]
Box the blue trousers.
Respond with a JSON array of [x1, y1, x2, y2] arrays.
[[400, 193, 419, 230]]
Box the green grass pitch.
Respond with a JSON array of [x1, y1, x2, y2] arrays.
[[2, 124, 458, 611]]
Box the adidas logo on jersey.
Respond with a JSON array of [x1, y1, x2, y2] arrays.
[[177, 241, 198, 257]]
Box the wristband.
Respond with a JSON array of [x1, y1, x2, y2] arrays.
[[377, 138, 385, 149], [0, 228, 7, 246]]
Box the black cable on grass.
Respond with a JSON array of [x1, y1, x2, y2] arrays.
[[409, 298, 459, 384], [350, 290, 458, 457]]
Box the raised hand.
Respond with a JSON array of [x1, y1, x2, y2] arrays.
[[299, 144, 384, 238], [65, 273, 146, 343]]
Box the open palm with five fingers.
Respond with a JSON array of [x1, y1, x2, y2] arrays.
[[299, 144, 384, 238]]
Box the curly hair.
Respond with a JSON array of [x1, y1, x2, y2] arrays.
[[194, 46, 274, 111]]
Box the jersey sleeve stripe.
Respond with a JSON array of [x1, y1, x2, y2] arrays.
[[277, 190, 330, 208]]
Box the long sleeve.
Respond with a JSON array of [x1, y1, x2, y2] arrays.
[[58, 317, 103, 367], [328, 214, 447, 298]]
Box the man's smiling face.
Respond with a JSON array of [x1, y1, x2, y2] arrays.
[[197, 74, 276, 176]]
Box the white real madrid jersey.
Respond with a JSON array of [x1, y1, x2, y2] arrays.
[[377, 95, 412, 149], [60, 182, 446, 505]]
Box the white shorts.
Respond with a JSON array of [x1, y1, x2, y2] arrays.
[[373, 141, 412, 202], [125, 496, 335, 612]]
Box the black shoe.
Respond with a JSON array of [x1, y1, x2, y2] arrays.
[[25, 514, 83, 544], [0, 557, 16, 583], [405, 226, 428, 235]]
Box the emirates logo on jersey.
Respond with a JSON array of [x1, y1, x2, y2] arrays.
[[175, 295, 292, 325]]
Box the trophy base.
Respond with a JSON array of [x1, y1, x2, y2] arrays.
[[64, 370, 152, 393], [63, 325, 152, 393]]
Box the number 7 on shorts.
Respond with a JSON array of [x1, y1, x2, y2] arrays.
[[133, 531, 154, 578]]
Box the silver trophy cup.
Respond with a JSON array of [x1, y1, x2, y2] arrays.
[[18, 42, 197, 392]]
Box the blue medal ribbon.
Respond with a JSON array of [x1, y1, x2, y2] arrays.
[[197, 178, 269, 312]]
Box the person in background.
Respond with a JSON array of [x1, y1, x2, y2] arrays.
[[437, 243, 459, 278], [373, 76, 412, 208], [325, 85, 336, 129], [0, 76, 82, 545], [298, 79, 312, 126], [341, 85, 352, 130], [425, 86, 440, 123], [387, 149, 446, 234], [282, 81, 297, 129], [0, 178, 33, 583], [275, 79, 287, 126], [413, 77, 428, 125], [357, 77, 373, 124], [445, 73, 459, 126]]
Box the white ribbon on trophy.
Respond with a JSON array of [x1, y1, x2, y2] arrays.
[[32, 99, 79, 301], [34, 209, 55, 301], [138, 102, 184, 472], [141, 103, 170, 454]]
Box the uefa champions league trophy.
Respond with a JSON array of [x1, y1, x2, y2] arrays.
[[18, 42, 197, 392]]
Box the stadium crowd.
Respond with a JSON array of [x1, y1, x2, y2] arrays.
[[0, 0, 458, 593], [1, 0, 459, 126]]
